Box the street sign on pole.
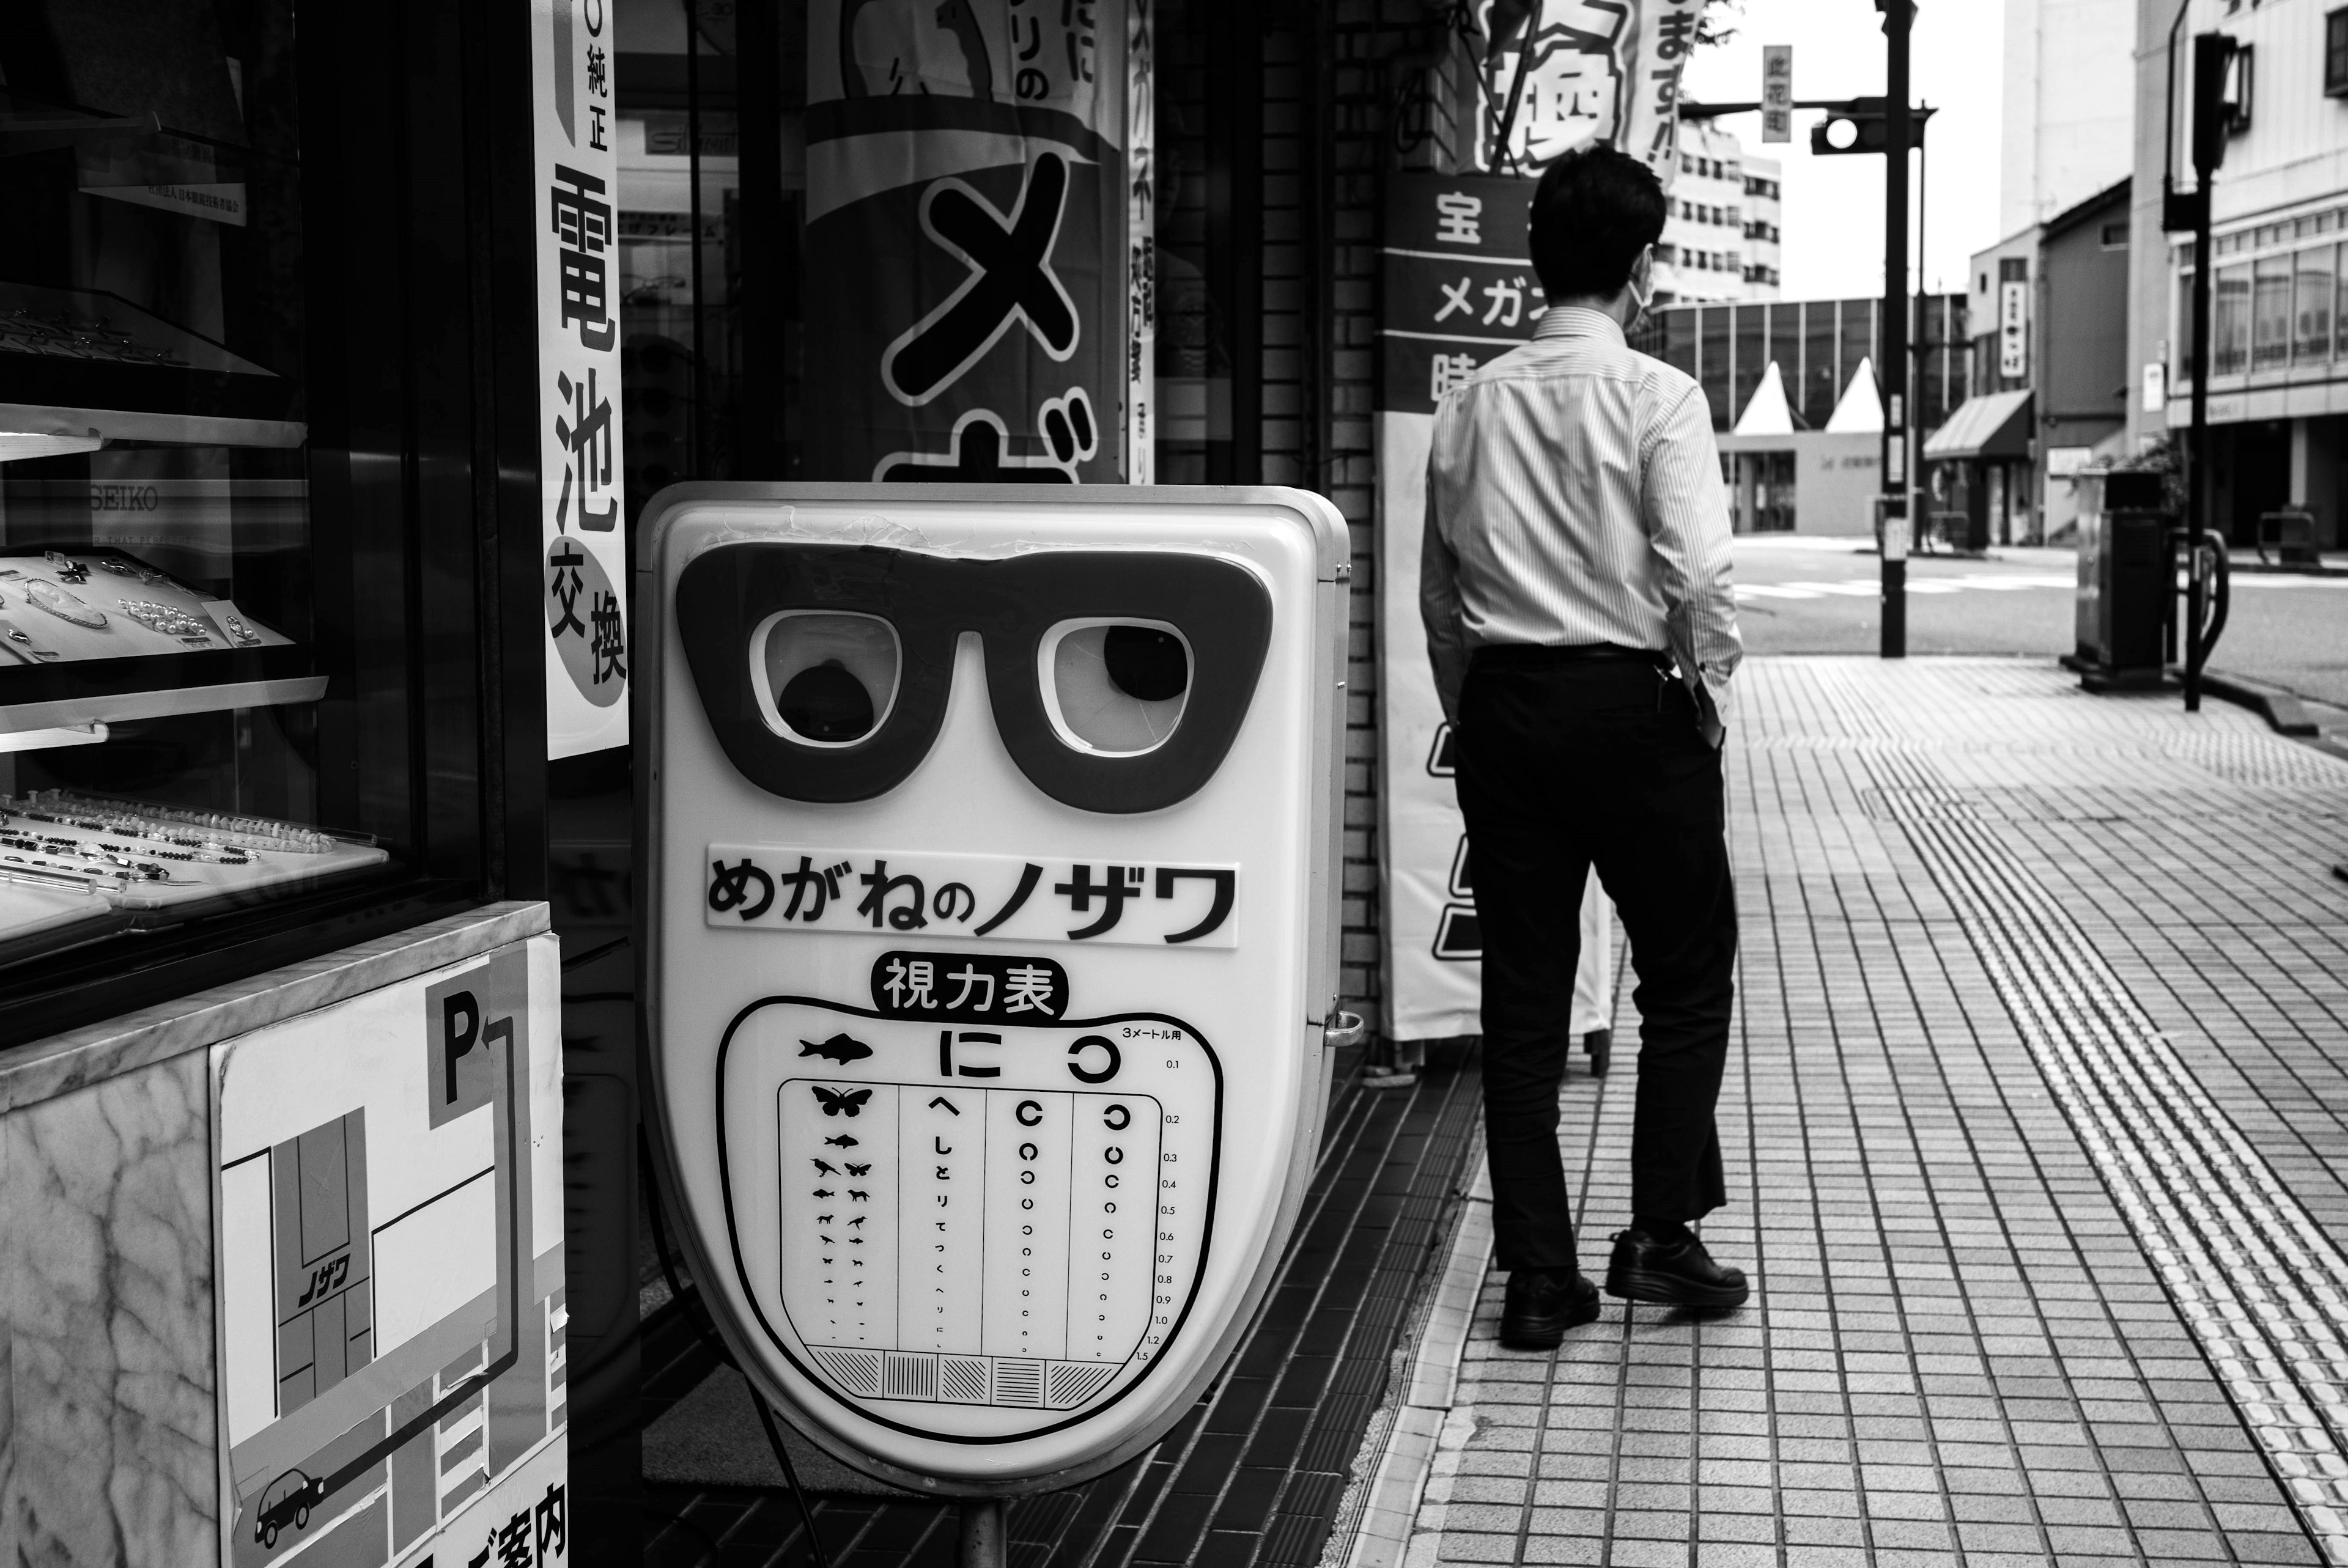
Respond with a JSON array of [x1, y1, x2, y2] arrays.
[[639, 483, 1351, 1498], [1760, 46, 1792, 142]]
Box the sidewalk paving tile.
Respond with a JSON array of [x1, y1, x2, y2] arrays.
[[1403, 658, 2346, 1568]]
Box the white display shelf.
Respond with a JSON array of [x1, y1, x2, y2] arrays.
[[0, 674, 328, 738]]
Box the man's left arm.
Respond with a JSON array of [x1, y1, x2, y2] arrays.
[[1640, 382, 1743, 738]]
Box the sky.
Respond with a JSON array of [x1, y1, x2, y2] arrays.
[[1680, 0, 2007, 301]]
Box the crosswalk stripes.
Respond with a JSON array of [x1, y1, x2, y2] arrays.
[[1735, 573, 2077, 601]]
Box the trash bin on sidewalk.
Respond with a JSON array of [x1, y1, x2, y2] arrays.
[[2068, 468, 2171, 689]]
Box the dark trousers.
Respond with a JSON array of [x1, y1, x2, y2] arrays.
[[1454, 651, 1738, 1272]]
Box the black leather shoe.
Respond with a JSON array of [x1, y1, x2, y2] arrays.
[[1604, 1229, 1749, 1308], [1583, 1028, 1612, 1077], [1499, 1268, 1600, 1349]]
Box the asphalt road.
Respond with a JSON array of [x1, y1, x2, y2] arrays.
[[1732, 536, 2348, 713]]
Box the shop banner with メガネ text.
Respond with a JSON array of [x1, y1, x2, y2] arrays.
[[1376, 174, 1610, 1042], [532, 0, 629, 760], [803, 1, 1128, 484]]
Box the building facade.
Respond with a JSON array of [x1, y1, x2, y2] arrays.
[[2128, 0, 2348, 548], [1744, 156, 1785, 298], [1634, 295, 1970, 536], [2002, 0, 2138, 238], [1635, 295, 1970, 435], [1946, 179, 2133, 545], [1655, 120, 1781, 304]]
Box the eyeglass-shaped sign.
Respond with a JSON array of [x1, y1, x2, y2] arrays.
[[674, 545, 1275, 812], [640, 485, 1349, 1493]]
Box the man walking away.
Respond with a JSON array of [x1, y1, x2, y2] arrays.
[[1420, 145, 1748, 1350]]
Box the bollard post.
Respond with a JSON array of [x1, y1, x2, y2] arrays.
[[960, 1498, 1008, 1568]]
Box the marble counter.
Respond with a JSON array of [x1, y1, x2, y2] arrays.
[[0, 900, 551, 1567], [0, 902, 550, 1117]]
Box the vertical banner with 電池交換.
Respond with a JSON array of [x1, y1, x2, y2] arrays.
[[804, 1, 1129, 485], [531, 0, 629, 760]]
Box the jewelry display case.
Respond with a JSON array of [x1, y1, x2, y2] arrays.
[[0, 0, 547, 1046]]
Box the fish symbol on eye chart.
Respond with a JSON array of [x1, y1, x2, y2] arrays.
[[801, 1034, 874, 1066], [824, 1135, 860, 1148]]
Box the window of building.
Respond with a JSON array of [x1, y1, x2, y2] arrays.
[[2329, 9, 2348, 96], [2253, 256, 2292, 369], [2294, 246, 2335, 363], [2214, 264, 2252, 374], [2334, 244, 2348, 366], [2101, 222, 2129, 249], [2224, 45, 2254, 134]]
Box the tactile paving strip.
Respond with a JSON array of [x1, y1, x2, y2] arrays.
[[1822, 674, 2348, 1562]]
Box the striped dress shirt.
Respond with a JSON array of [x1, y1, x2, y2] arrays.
[[1420, 304, 1742, 732]]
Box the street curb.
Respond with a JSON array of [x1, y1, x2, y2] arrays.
[[1324, 1161, 1493, 1568], [2199, 668, 2321, 736]]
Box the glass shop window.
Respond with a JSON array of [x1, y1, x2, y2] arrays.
[[2294, 246, 2335, 365], [0, 4, 398, 977], [2251, 257, 2292, 372], [2213, 263, 2251, 376]]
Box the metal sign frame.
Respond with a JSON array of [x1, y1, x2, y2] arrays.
[[635, 482, 1349, 1495]]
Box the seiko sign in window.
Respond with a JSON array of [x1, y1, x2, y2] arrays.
[[640, 484, 1348, 1491]]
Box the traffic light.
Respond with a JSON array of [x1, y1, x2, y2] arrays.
[[1809, 96, 1932, 155]]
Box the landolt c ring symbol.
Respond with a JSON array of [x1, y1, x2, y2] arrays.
[[882, 150, 1081, 407]]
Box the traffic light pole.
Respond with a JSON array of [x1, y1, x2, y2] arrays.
[[2182, 33, 2235, 715], [1880, 4, 1911, 659]]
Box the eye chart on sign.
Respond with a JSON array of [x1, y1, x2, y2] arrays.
[[641, 484, 1348, 1490]]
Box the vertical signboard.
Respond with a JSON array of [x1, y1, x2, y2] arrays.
[[1999, 277, 2031, 380], [640, 484, 1348, 1491], [1473, 0, 1701, 177], [1375, 175, 1612, 1042], [802, 4, 1129, 485], [1761, 45, 1792, 142], [211, 938, 567, 1567], [1127, 0, 1156, 483], [532, 0, 630, 760]]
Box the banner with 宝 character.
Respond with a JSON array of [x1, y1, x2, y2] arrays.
[[533, 0, 629, 760], [802, 0, 1128, 484], [1467, 0, 1700, 177], [1375, 175, 1611, 1042]]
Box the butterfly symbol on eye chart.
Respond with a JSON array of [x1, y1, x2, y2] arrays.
[[846, 1163, 872, 1176], [814, 1086, 873, 1117]]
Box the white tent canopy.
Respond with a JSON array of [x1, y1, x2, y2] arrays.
[[1732, 361, 1797, 436], [1823, 356, 1884, 435]]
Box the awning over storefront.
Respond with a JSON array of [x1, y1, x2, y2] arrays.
[[1924, 388, 2034, 462]]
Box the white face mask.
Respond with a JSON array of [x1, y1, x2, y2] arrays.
[[1625, 251, 1654, 326]]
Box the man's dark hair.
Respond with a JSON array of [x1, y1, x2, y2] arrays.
[[1527, 147, 1668, 301]]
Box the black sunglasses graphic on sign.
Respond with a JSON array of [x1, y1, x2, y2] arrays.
[[675, 544, 1275, 814]]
